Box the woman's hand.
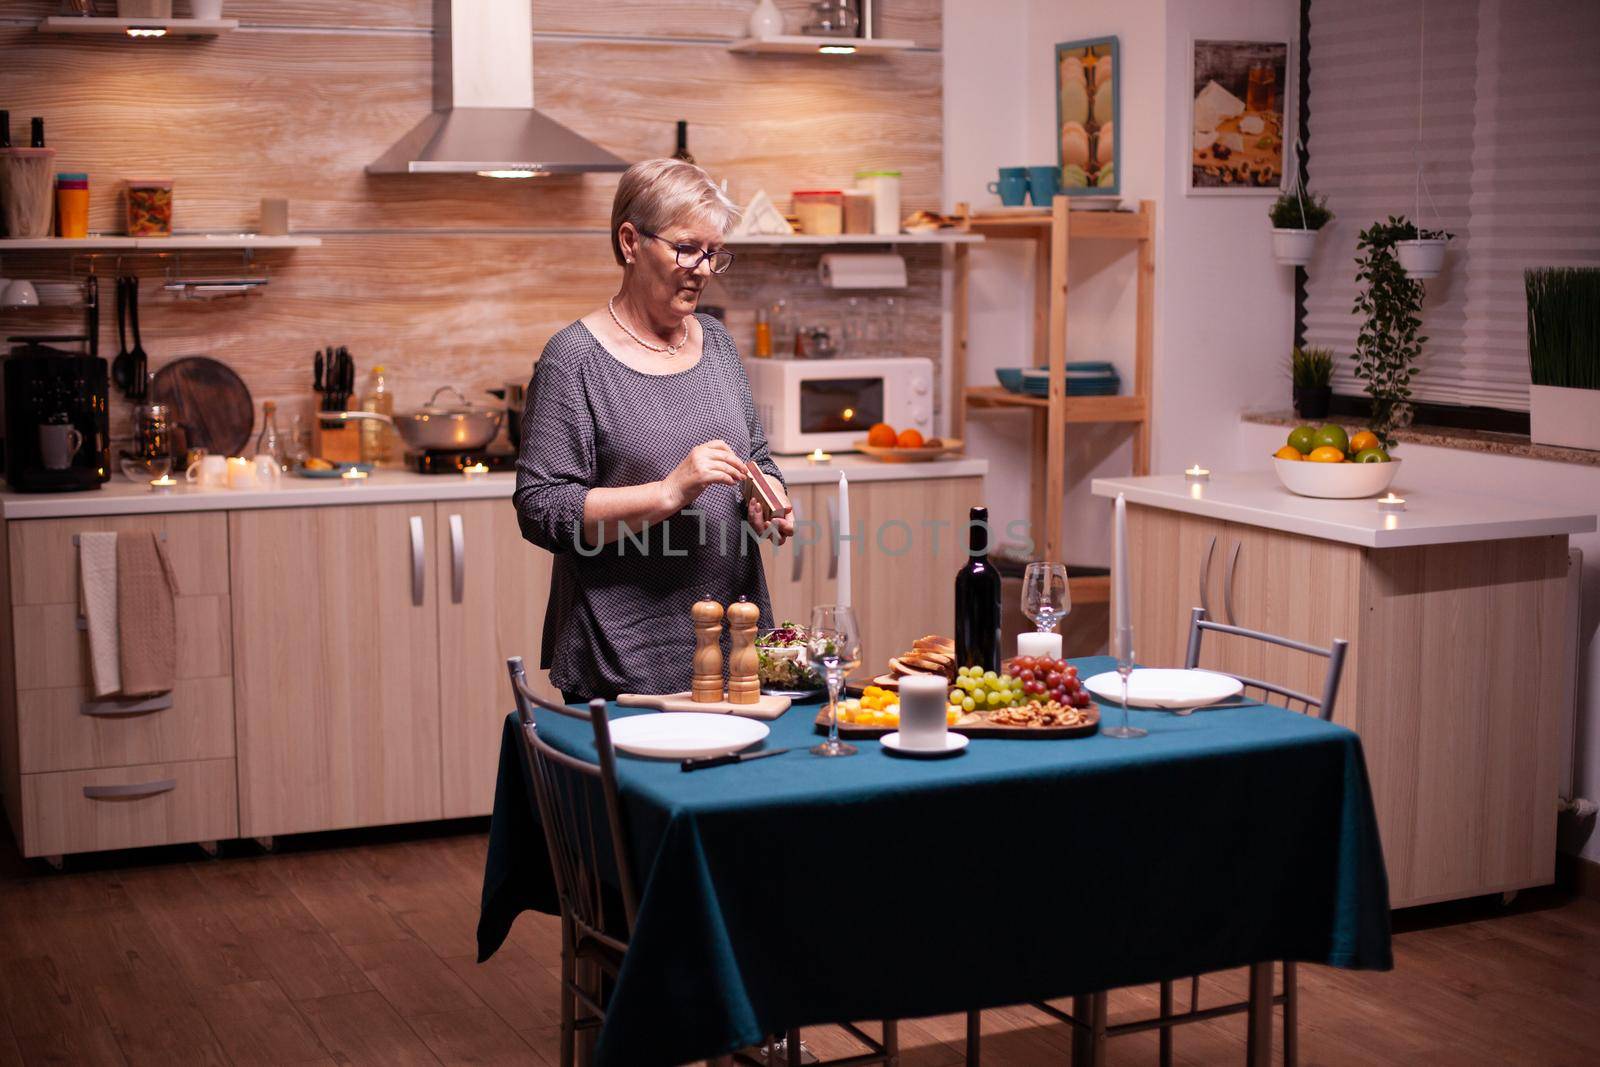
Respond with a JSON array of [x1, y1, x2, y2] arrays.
[[745, 481, 794, 545], [661, 439, 746, 511]]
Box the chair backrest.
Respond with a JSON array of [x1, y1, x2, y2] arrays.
[[1182, 607, 1349, 721], [506, 657, 640, 939]]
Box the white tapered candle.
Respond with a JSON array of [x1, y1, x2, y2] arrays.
[[837, 470, 851, 607], [1113, 492, 1130, 636]]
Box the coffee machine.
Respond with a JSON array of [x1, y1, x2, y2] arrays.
[[3, 341, 110, 492]]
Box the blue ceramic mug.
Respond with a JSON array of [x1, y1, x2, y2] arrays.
[[986, 167, 1028, 206], [1027, 165, 1062, 206]]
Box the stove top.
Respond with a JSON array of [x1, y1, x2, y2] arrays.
[[406, 450, 517, 474]]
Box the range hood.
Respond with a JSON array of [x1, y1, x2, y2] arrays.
[[368, 0, 628, 177]]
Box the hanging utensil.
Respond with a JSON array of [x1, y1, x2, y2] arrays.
[[85, 275, 99, 359], [112, 276, 132, 394], [127, 276, 148, 402], [314, 348, 324, 409]]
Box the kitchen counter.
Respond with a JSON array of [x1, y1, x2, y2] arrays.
[[1091, 471, 1595, 548], [0, 454, 987, 520]]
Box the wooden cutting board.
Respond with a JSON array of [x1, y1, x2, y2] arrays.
[[616, 692, 791, 721], [151, 356, 254, 457]]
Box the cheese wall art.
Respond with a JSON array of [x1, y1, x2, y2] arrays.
[[1189, 38, 1291, 194], [1056, 36, 1119, 196]]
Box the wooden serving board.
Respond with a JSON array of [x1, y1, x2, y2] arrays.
[[851, 438, 965, 463], [815, 706, 1099, 739], [617, 691, 791, 721], [151, 356, 254, 457]]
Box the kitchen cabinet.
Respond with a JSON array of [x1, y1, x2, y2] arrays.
[[436, 500, 557, 818], [1121, 497, 1572, 907], [230, 504, 442, 838]]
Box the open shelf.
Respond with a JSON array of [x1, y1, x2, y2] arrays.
[[39, 16, 239, 37], [724, 232, 981, 247], [964, 387, 1147, 423], [965, 209, 1151, 241], [0, 235, 321, 252], [728, 35, 915, 55]]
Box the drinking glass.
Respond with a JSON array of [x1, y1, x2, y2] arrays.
[[807, 604, 861, 757], [1022, 562, 1070, 632], [1103, 623, 1147, 739]]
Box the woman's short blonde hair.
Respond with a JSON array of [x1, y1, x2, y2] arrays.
[[610, 158, 740, 266]]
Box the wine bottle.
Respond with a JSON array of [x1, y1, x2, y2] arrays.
[[672, 120, 694, 164], [954, 505, 1002, 672], [30, 117, 44, 148], [0, 111, 10, 149]]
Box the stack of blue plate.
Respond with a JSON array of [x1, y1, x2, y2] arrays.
[[996, 362, 1121, 398]]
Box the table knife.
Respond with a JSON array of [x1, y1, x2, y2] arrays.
[[681, 747, 791, 772]]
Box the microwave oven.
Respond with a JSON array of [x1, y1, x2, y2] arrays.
[[744, 356, 934, 455]]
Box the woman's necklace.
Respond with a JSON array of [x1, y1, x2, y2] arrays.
[[608, 298, 689, 356]]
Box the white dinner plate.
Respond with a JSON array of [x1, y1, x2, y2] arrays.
[[607, 712, 770, 760], [1082, 669, 1244, 710], [880, 731, 969, 758]]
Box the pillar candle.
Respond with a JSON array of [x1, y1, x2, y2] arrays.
[[1017, 631, 1063, 661]]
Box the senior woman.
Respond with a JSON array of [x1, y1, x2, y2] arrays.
[[514, 158, 795, 702]]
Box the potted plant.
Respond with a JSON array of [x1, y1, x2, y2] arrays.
[[1352, 217, 1427, 445], [1268, 184, 1332, 267], [1526, 267, 1600, 451], [1289, 346, 1335, 418], [1395, 222, 1452, 280]]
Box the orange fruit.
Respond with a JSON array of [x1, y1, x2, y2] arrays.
[[1307, 446, 1346, 463], [895, 428, 925, 449], [1273, 445, 1304, 461], [866, 422, 897, 447], [1348, 430, 1380, 453]]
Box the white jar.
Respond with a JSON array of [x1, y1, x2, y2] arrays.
[[855, 170, 901, 236]]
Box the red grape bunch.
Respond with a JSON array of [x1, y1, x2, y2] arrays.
[[1005, 656, 1092, 709]]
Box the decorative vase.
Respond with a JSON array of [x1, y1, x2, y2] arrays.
[[1396, 238, 1448, 279], [1529, 384, 1600, 451], [1292, 385, 1331, 420], [1272, 228, 1319, 267], [748, 0, 784, 38]]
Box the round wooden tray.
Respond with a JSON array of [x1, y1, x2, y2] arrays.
[[852, 438, 964, 463], [815, 705, 1099, 740]]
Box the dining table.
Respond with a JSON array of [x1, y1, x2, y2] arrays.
[[478, 655, 1393, 1067]]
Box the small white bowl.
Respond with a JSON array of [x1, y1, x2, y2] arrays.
[[1272, 456, 1401, 499]]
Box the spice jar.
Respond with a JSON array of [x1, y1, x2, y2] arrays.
[[55, 172, 89, 238], [124, 178, 173, 237], [793, 190, 844, 236]]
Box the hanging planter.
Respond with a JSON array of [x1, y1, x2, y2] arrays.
[[1396, 233, 1450, 279], [1272, 229, 1320, 266], [1267, 146, 1331, 268]]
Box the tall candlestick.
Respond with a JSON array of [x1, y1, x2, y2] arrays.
[[836, 471, 852, 608], [1112, 493, 1130, 636]]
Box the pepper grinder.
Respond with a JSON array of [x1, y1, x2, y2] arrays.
[[725, 597, 761, 706], [691, 597, 726, 703]]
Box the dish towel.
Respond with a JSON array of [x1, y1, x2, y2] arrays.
[[117, 531, 179, 698], [77, 531, 121, 697]]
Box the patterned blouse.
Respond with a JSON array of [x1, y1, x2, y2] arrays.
[[513, 315, 786, 699]]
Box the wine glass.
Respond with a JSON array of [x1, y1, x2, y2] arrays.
[[1022, 562, 1070, 632], [807, 604, 861, 757], [1103, 623, 1147, 739]]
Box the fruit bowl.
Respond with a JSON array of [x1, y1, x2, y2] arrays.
[[1273, 457, 1401, 499]]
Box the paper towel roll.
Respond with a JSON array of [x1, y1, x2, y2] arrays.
[[818, 253, 907, 289]]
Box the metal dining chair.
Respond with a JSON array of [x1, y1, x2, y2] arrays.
[[1011, 607, 1350, 1067], [506, 658, 899, 1067]]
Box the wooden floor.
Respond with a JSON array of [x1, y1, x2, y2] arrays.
[[1, 823, 1597, 1066]]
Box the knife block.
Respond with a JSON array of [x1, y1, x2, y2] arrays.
[[315, 418, 363, 464]]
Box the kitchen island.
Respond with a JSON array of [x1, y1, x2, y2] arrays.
[[0, 455, 984, 861], [1092, 472, 1595, 907]]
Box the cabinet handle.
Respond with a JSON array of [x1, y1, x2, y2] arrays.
[[409, 515, 425, 607], [1223, 540, 1242, 625], [825, 496, 839, 580], [790, 500, 805, 584], [80, 693, 173, 717], [449, 513, 465, 604], [1199, 535, 1217, 615], [84, 778, 177, 800]]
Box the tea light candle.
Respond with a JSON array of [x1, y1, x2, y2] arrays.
[[807, 448, 831, 465], [149, 475, 176, 494], [1184, 464, 1211, 483], [341, 468, 369, 485], [1377, 492, 1406, 513], [1017, 631, 1063, 661], [462, 462, 489, 479]]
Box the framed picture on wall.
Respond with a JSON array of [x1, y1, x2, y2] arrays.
[[1188, 38, 1291, 195], [1056, 36, 1119, 196]]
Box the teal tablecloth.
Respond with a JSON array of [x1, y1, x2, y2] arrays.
[[478, 655, 1391, 1066]]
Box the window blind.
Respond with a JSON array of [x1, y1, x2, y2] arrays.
[[1303, 0, 1600, 412]]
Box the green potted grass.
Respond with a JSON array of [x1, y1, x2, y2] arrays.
[[1290, 345, 1335, 418], [1269, 184, 1332, 267], [1526, 267, 1600, 451]]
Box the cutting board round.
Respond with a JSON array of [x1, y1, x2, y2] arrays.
[[151, 356, 254, 457]]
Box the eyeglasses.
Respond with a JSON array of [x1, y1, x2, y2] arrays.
[[637, 230, 736, 274]]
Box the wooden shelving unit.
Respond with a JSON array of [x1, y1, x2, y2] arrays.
[[38, 16, 239, 37], [727, 35, 915, 55], [0, 235, 321, 252], [952, 196, 1155, 602]]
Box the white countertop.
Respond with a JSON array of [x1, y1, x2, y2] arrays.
[[0, 454, 986, 520], [1091, 472, 1596, 548]]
